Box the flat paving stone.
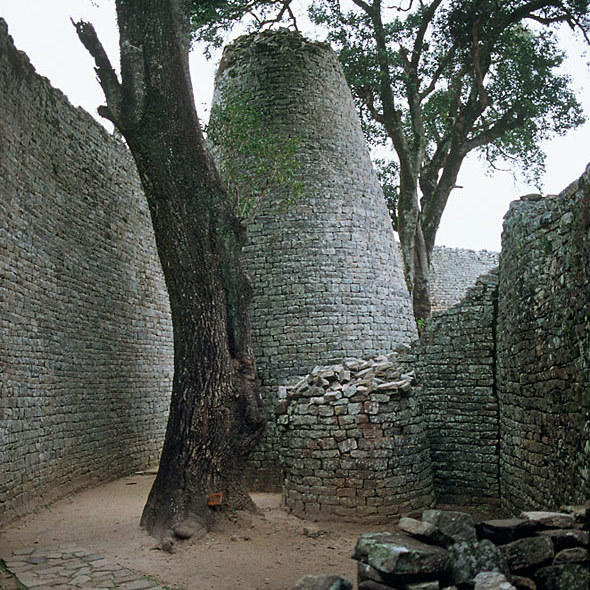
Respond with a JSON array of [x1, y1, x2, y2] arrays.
[[3, 547, 166, 589]]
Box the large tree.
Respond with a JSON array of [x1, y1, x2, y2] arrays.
[[309, 0, 589, 320], [74, 0, 266, 542]]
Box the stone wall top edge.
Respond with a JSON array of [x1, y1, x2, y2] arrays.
[[431, 244, 499, 257], [503, 162, 590, 220], [0, 17, 121, 150], [217, 28, 331, 80]]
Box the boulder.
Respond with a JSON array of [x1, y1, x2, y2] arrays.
[[537, 528, 589, 551], [553, 547, 588, 564], [477, 519, 538, 545], [422, 510, 477, 547], [473, 572, 516, 590], [533, 564, 590, 590], [520, 512, 575, 530], [510, 576, 536, 590], [500, 536, 553, 573], [448, 540, 510, 585], [291, 574, 353, 590], [354, 532, 450, 579]]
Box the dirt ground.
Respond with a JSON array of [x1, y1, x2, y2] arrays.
[[0, 475, 395, 590]]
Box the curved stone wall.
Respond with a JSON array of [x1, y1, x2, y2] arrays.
[[277, 355, 434, 520], [429, 246, 499, 312], [0, 20, 173, 523], [213, 30, 417, 487], [497, 169, 590, 511]]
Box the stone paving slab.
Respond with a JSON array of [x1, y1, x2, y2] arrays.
[[2, 547, 165, 589]]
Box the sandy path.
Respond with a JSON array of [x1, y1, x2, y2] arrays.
[[0, 475, 390, 589]]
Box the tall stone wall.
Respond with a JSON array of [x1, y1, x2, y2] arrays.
[[429, 246, 499, 313], [213, 30, 417, 488], [414, 270, 500, 505], [0, 20, 173, 523], [497, 169, 590, 511]]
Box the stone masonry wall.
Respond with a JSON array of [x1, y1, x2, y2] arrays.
[[213, 30, 417, 489], [497, 167, 590, 512], [277, 354, 434, 520], [429, 246, 499, 313], [0, 20, 173, 523], [414, 270, 500, 505]]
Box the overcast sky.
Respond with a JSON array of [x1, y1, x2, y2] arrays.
[[2, 0, 589, 252]]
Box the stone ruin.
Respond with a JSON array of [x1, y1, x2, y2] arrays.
[[1, 20, 589, 580], [276, 353, 434, 520], [212, 29, 417, 488]]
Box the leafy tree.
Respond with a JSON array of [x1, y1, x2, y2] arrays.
[[309, 0, 589, 320], [74, 0, 266, 543]]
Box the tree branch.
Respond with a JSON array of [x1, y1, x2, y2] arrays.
[[464, 107, 525, 152], [72, 19, 122, 125]]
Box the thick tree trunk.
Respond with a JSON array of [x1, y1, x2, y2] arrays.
[[76, 0, 265, 541]]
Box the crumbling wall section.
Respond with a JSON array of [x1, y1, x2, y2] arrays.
[[0, 20, 173, 523], [497, 168, 590, 511]]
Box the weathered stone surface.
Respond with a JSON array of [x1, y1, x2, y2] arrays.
[[500, 537, 554, 573], [353, 532, 450, 578], [399, 518, 439, 541], [520, 512, 576, 530], [510, 576, 536, 590], [413, 269, 500, 505], [291, 574, 353, 590], [0, 19, 172, 524], [553, 547, 588, 564], [473, 572, 516, 590], [448, 541, 510, 585], [172, 517, 206, 540], [537, 528, 589, 551], [477, 519, 539, 546], [429, 246, 499, 313], [498, 168, 590, 512], [534, 564, 590, 590], [278, 355, 434, 519], [422, 511, 477, 547], [214, 28, 417, 490]]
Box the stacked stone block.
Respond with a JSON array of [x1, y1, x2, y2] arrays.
[[429, 246, 499, 313], [213, 30, 417, 489], [414, 269, 500, 505], [277, 354, 434, 520], [497, 167, 590, 512], [0, 20, 173, 523]]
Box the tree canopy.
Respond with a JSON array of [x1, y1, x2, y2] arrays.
[[192, 0, 590, 321]]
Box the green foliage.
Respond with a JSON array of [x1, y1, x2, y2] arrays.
[[374, 158, 400, 230], [190, 0, 297, 55], [311, 0, 587, 190], [206, 93, 304, 224]]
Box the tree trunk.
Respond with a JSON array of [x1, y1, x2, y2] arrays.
[[396, 170, 432, 324], [76, 0, 265, 541]]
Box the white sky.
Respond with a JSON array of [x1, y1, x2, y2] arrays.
[[2, 0, 589, 252]]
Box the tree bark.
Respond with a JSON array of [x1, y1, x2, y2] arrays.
[[76, 0, 265, 541]]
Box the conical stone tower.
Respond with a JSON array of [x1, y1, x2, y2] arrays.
[[213, 30, 417, 488]]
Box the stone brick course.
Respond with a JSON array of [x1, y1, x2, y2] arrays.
[[0, 19, 172, 523], [497, 168, 590, 512], [429, 246, 499, 313], [213, 30, 417, 489], [414, 270, 500, 505], [277, 354, 434, 519]]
